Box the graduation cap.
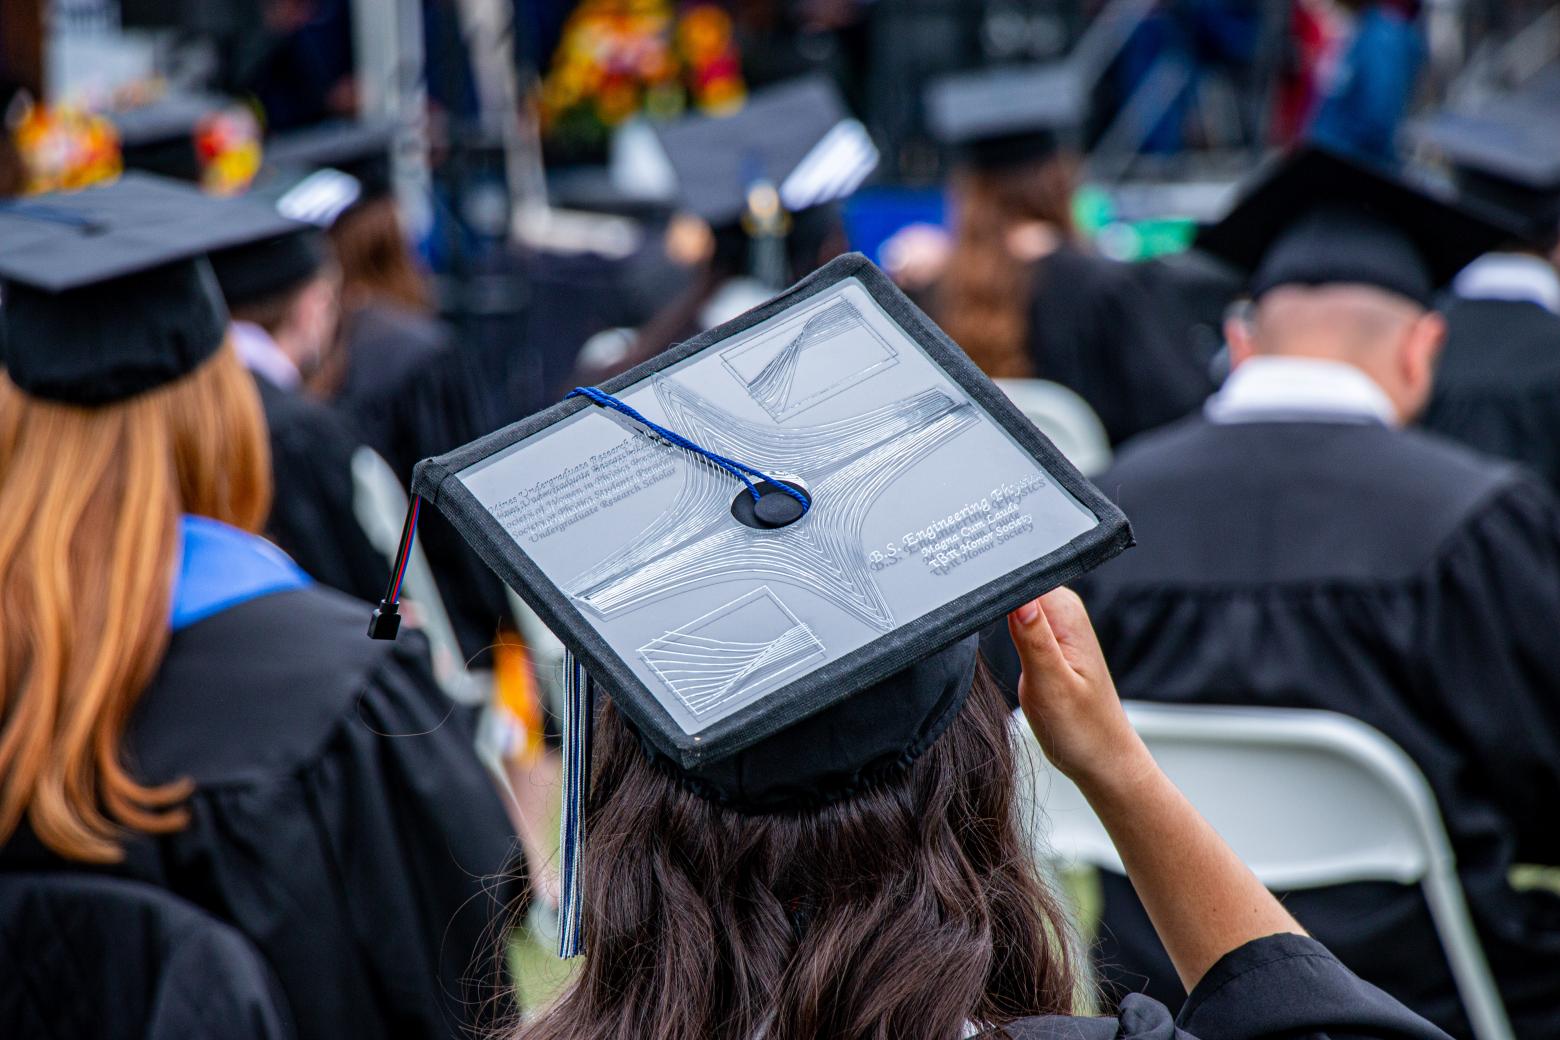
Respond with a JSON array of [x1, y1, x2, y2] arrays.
[[368, 252, 1131, 955], [215, 161, 364, 303], [650, 76, 879, 228], [1195, 146, 1517, 307], [110, 92, 230, 182], [924, 62, 1087, 170], [262, 120, 395, 203], [1409, 71, 1560, 246], [207, 227, 328, 310], [0, 173, 307, 405]]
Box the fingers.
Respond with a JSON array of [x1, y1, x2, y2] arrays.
[[1009, 587, 1093, 672], [1009, 593, 1066, 675], [1037, 587, 1104, 664]]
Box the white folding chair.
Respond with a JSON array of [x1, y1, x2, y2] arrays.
[[993, 378, 1113, 478], [350, 447, 489, 706], [1015, 702, 1514, 1040]]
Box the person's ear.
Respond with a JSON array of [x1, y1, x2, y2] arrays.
[[1398, 310, 1446, 416], [1224, 306, 1257, 368]]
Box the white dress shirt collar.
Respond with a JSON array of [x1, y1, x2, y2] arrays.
[[1452, 252, 1560, 315], [1204, 356, 1399, 427], [229, 320, 302, 391]]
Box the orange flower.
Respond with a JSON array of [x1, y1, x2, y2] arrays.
[[678, 5, 735, 62]]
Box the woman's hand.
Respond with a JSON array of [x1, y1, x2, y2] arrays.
[[1007, 587, 1150, 790], [1010, 587, 1307, 991]]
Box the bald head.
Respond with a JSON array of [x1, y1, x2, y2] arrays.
[[1226, 283, 1447, 424]]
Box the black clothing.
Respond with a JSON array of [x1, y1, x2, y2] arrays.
[[0, 585, 521, 1040], [1193, 146, 1515, 308], [331, 302, 511, 659], [1026, 247, 1213, 446], [1132, 249, 1242, 382], [334, 302, 448, 417], [1094, 874, 1477, 1038], [1076, 417, 1560, 1037], [1422, 296, 1560, 491], [0, 174, 302, 405], [210, 227, 328, 309], [2, 873, 296, 1040], [255, 373, 389, 604], [996, 934, 1448, 1038]]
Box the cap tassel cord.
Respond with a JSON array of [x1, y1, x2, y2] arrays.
[[558, 649, 594, 958], [366, 495, 420, 640], [567, 386, 811, 515]]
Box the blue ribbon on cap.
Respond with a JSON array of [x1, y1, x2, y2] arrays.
[[566, 386, 811, 516]]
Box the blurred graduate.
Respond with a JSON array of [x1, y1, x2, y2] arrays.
[[1076, 146, 1560, 1036], [207, 203, 390, 604], [1412, 71, 1560, 491], [0, 176, 519, 1038], [257, 122, 512, 663], [576, 76, 876, 379], [927, 63, 1214, 447]]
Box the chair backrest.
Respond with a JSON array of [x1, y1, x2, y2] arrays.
[[992, 378, 1112, 477], [350, 447, 488, 705], [0, 873, 296, 1040], [1016, 702, 1514, 1040]]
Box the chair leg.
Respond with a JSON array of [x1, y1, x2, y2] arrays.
[[1419, 867, 1515, 1040]]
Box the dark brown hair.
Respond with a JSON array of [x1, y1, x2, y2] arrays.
[[936, 156, 1079, 380], [328, 195, 433, 315], [519, 665, 1080, 1040]]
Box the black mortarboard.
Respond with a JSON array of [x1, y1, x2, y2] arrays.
[[1196, 146, 1515, 307], [369, 252, 1132, 954], [924, 63, 1086, 170], [0, 173, 304, 405], [208, 225, 329, 309], [262, 120, 395, 202], [110, 92, 228, 182], [1409, 71, 1560, 246], [650, 76, 879, 227]]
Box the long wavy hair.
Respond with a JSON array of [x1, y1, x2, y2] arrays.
[[519, 665, 1080, 1040], [936, 155, 1079, 380], [0, 344, 272, 863]]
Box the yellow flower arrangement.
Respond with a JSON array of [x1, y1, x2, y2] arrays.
[[541, 0, 746, 155], [11, 94, 262, 197], [14, 104, 122, 193]]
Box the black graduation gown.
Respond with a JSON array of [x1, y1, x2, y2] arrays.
[[329, 302, 512, 660], [1421, 297, 1560, 492], [255, 373, 389, 603], [2, 873, 296, 1040], [0, 585, 522, 1040], [1026, 247, 1214, 447], [994, 934, 1448, 1039], [1129, 248, 1242, 383], [1074, 417, 1560, 1038]]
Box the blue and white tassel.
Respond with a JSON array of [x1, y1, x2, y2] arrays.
[[557, 649, 594, 958]]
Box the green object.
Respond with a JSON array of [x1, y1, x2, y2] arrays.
[[1072, 185, 1197, 261], [1073, 184, 1114, 237], [1128, 217, 1198, 258]]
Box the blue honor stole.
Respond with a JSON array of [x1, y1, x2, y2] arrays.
[[170, 515, 312, 632]]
